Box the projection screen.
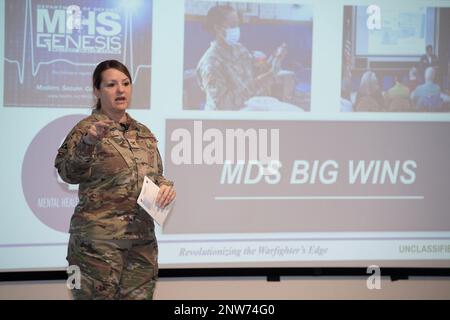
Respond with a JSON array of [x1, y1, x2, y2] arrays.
[[1, 0, 450, 272]]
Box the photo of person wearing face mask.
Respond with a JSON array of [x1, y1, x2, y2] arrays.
[[195, 4, 285, 111], [183, 1, 313, 111], [185, 2, 313, 112]]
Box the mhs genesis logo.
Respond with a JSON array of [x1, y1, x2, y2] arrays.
[[36, 4, 122, 54]]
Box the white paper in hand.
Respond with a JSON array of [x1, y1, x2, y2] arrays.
[[137, 176, 174, 226]]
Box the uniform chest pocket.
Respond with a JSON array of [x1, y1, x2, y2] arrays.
[[98, 138, 134, 169], [136, 133, 158, 169]]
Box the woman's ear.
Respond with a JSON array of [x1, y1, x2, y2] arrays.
[[93, 87, 100, 99], [214, 25, 225, 41]]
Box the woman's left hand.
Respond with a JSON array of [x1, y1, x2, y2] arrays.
[[156, 185, 176, 208]]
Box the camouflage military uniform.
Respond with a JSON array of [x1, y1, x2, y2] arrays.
[[55, 109, 173, 300], [196, 41, 273, 110]]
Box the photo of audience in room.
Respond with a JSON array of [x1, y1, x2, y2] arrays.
[[341, 6, 450, 112]]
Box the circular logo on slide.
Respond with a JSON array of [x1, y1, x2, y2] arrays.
[[22, 115, 85, 233]]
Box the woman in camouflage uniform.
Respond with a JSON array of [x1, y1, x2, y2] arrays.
[[55, 60, 175, 299]]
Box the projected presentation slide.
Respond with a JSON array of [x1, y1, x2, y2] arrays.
[[183, 1, 313, 111], [0, 0, 449, 273], [3, 0, 152, 108], [341, 4, 450, 112], [355, 6, 435, 57]]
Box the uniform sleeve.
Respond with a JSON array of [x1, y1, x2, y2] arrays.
[[154, 148, 174, 187], [197, 60, 255, 110], [54, 125, 97, 184]]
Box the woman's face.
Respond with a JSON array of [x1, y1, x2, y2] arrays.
[[215, 10, 239, 38], [95, 68, 132, 114]]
